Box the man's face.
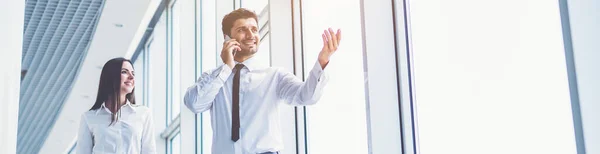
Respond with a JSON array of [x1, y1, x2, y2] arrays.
[[229, 18, 260, 56]]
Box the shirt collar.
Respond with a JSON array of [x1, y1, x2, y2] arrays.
[[95, 100, 136, 115], [235, 56, 264, 72]]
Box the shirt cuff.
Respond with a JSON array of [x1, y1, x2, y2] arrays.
[[215, 64, 233, 82], [310, 61, 327, 82]]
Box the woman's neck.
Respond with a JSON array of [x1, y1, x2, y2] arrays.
[[106, 95, 127, 108], [119, 94, 127, 105]]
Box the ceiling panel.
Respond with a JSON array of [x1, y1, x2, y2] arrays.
[[17, 0, 105, 154]]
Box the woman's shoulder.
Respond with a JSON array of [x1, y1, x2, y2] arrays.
[[80, 109, 99, 120]]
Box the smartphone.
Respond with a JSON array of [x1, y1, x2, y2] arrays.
[[224, 35, 237, 56]]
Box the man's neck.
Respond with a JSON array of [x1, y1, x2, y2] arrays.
[[234, 54, 254, 63]]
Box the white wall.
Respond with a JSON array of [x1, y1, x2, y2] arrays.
[[562, 0, 600, 153], [0, 1, 25, 154]]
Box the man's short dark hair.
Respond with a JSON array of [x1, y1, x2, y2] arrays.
[[222, 8, 258, 37]]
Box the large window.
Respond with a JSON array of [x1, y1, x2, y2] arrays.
[[408, 0, 577, 153], [302, 0, 368, 153], [119, 0, 587, 153]]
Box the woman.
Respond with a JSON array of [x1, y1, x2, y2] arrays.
[[76, 57, 156, 154]]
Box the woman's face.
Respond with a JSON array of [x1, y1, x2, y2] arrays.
[[120, 61, 135, 94]]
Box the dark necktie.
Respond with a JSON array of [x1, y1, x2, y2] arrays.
[[232, 64, 244, 142]]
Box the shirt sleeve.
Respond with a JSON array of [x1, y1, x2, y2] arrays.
[[184, 64, 233, 113], [76, 113, 93, 154], [141, 109, 157, 154], [277, 60, 329, 105]]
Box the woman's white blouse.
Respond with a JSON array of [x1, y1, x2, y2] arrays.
[[76, 102, 156, 154]]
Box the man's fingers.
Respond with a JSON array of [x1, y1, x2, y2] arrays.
[[223, 40, 231, 47], [336, 29, 342, 43], [322, 33, 328, 49], [224, 40, 240, 52], [231, 41, 240, 47], [325, 29, 334, 52], [329, 28, 338, 50], [223, 39, 239, 47], [228, 40, 240, 47], [223, 39, 234, 45]]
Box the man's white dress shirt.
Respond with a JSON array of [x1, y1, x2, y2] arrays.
[[76, 102, 157, 154], [184, 57, 328, 154]]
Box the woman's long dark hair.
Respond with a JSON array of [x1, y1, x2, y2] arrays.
[[90, 57, 136, 125]]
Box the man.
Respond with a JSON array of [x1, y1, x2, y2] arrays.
[[184, 8, 341, 154]]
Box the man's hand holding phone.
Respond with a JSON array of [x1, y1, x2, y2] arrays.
[[221, 35, 241, 69]]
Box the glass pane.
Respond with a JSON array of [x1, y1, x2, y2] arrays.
[[170, 133, 181, 154], [199, 0, 217, 153], [166, 5, 174, 122], [134, 51, 145, 105], [148, 12, 168, 127], [144, 40, 152, 107], [171, 1, 181, 122], [302, 0, 368, 153], [408, 0, 577, 153]]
